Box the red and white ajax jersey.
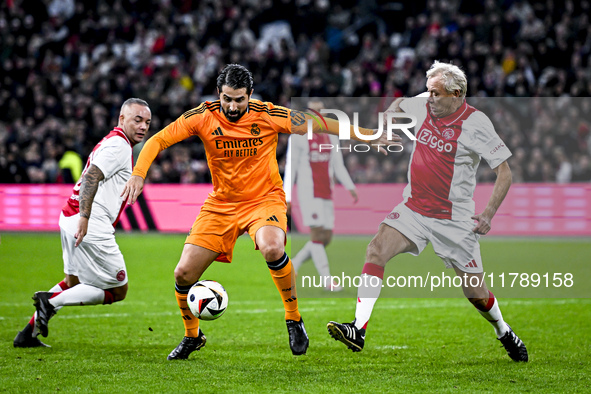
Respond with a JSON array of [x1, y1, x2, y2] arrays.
[[400, 98, 511, 220], [284, 133, 355, 203], [60, 127, 134, 241]]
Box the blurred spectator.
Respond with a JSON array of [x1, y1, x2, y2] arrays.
[[573, 156, 591, 182], [58, 149, 83, 183], [554, 147, 573, 183]]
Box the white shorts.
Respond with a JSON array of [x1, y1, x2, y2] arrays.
[[300, 197, 334, 229], [60, 228, 128, 289], [381, 203, 483, 273]]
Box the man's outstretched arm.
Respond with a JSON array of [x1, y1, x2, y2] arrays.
[[122, 117, 193, 204], [289, 110, 402, 154]]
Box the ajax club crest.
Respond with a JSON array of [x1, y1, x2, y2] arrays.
[[442, 129, 455, 140]]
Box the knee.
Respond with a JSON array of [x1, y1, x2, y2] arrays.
[[174, 264, 194, 286], [311, 229, 332, 247], [259, 240, 285, 262], [113, 290, 127, 302], [111, 284, 128, 302], [322, 232, 332, 247], [65, 276, 80, 288]]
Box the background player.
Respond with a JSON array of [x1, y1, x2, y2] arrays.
[[121, 64, 391, 360], [14, 98, 151, 347], [284, 101, 358, 291], [327, 61, 528, 362]]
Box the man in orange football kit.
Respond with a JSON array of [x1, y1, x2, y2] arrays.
[[122, 64, 396, 359]]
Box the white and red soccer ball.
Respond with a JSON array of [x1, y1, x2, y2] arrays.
[[187, 280, 228, 320]]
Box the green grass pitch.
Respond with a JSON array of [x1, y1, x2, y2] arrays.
[[1, 232, 590, 392]]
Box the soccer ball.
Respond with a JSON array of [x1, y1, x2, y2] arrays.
[[187, 280, 228, 320]]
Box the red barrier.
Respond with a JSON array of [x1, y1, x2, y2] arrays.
[[291, 183, 591, 236], [1, 183, 590, 235], [137, 184, 212, 232], [0, 185, 72, 231], [0, 184, 211, 232]]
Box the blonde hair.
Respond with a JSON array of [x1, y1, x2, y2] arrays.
[[426, 61, 467, 98]]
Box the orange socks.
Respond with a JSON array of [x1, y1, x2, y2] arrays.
[[267, 253, 301, 321], [175, 284, 200, 337]]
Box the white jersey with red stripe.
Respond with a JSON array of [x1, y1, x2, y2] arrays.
[[59, 127, 133, 242], [400, 98, 511, 221], [284, 133, 355, 204]]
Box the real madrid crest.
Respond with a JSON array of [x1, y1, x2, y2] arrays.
[[251, 123, 261, 136]]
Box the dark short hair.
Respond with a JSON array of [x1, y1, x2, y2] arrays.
[[216, 64, 253, 95]]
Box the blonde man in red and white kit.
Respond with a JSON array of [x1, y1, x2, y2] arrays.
[[14, 98, 151, 348], [327, 62, 528, 362]]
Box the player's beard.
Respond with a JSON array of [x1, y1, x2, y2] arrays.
[[223, 107, 245, 122]]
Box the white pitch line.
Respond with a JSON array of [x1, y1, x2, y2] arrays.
[[6, 307, 329, 321], [0, 298, 341, 308], [3, 298, 588, 321], [376, 345, 409, 350]]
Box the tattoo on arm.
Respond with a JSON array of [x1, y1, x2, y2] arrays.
[[79, 164, 105, 219], [290, 110, 306, 127]]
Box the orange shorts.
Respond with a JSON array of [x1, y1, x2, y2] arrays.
[[185, 194, 287, 263]]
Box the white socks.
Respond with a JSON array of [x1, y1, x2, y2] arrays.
[[309, 241, 330, 279], [49, 284, 106, 307], [291, 241, 312, 271], [47, 282, 67, 312], [476, 292, 509, 338], [292, 241, 331, 278], [354, 263, 384, 330]]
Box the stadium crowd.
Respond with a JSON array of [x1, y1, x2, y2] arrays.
[[1, 0, 590, 184]]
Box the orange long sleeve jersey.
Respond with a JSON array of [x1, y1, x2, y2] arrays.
[[132, 100, 292, 202]]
